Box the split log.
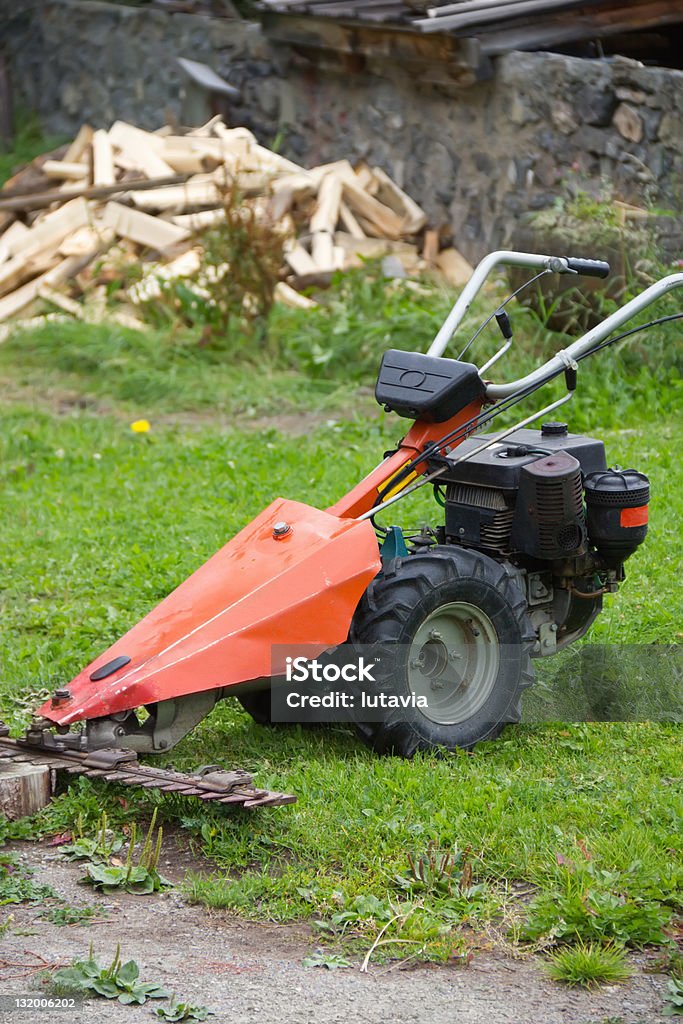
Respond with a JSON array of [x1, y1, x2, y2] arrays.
[[103, 201, 190, 253], [2, 197, 90, 262], [63, 124, 94, 164], [372, 167, 427, 235], [422, 229, 440, 265], [131, 179, 221, 212], [109, 120, 175, 178], [341, 179, 404, 240], [435, 247, 473, 287], [284, 241, 318, 277], [92, 129, 115, 186], [274, 281, 317, 309], [310, 173, 342, 270], [42, 160, 89, 181], [339, 201, 365, 240]]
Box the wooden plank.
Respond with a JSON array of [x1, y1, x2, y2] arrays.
[[92, 129, 115, 186], [102, 201, 190, 252]]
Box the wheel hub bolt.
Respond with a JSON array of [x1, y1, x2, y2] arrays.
[[466, 619, 481, 637], [429, 629, 442, 641]]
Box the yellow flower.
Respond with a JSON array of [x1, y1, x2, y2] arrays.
[[130, 419, 151, 434]]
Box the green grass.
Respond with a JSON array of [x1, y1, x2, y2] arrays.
[[0, 112, 65, 186], [545, 941, 633, 988], [0, 221, 680, 964]]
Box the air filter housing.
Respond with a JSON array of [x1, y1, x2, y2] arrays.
[[584, 468, 649, 565]]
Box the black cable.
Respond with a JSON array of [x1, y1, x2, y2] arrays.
[[574, 312, 683, 364], [456, 269, 551, 361]]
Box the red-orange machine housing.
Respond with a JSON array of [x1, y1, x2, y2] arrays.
[[38, 404, 482, 726]]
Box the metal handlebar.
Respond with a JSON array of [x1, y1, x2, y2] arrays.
[[428, 250, 683, 400]]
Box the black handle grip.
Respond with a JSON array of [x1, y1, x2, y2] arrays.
[[565, 258, 611, 279]]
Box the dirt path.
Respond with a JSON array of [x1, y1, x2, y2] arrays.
[[0, 841, 670, 1024]]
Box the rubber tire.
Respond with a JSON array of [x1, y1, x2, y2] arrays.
[[349, 546, 535, 757], [236, 690, 273, 726]]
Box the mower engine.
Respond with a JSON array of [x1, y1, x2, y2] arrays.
[[436, 423, 650, 655]]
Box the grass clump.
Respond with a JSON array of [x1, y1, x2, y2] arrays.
[[545, 941, 632, 988]]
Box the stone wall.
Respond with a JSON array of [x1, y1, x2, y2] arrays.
[[3, 0, 682, 261]]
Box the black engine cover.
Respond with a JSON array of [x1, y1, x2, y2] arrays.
[[443, 428, 606, 557]]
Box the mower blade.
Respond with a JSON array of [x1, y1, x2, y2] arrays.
[[0, 736, 295, 808]]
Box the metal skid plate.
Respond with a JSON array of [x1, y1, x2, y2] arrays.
[[0, 736, 295, 809]]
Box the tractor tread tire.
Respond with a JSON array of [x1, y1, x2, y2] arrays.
[[349, 546, 535, 757]]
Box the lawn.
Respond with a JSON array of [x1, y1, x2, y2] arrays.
[[0, 264, 681, 978]]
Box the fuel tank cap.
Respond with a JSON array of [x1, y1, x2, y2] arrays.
[[541, 422, 568, 436]]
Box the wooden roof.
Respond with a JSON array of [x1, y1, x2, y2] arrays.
[[259, 0, 682, 66]]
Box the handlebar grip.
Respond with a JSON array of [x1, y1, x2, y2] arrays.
[[565, 258, 610, 279]]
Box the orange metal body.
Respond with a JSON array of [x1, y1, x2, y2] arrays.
[[39, 401, 483, 726]]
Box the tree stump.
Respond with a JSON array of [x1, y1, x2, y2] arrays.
[[0, 763, 52, 820]]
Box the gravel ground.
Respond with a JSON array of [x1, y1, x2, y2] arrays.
[[0, 841, 670, 1024]]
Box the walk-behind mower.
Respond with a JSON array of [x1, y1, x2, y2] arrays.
[[1, 250, 680, 804]]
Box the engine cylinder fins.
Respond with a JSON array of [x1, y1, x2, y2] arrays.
[[510, 452, 587, 561]]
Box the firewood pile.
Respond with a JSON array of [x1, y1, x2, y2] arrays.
[[0, 116, 472, 332]]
